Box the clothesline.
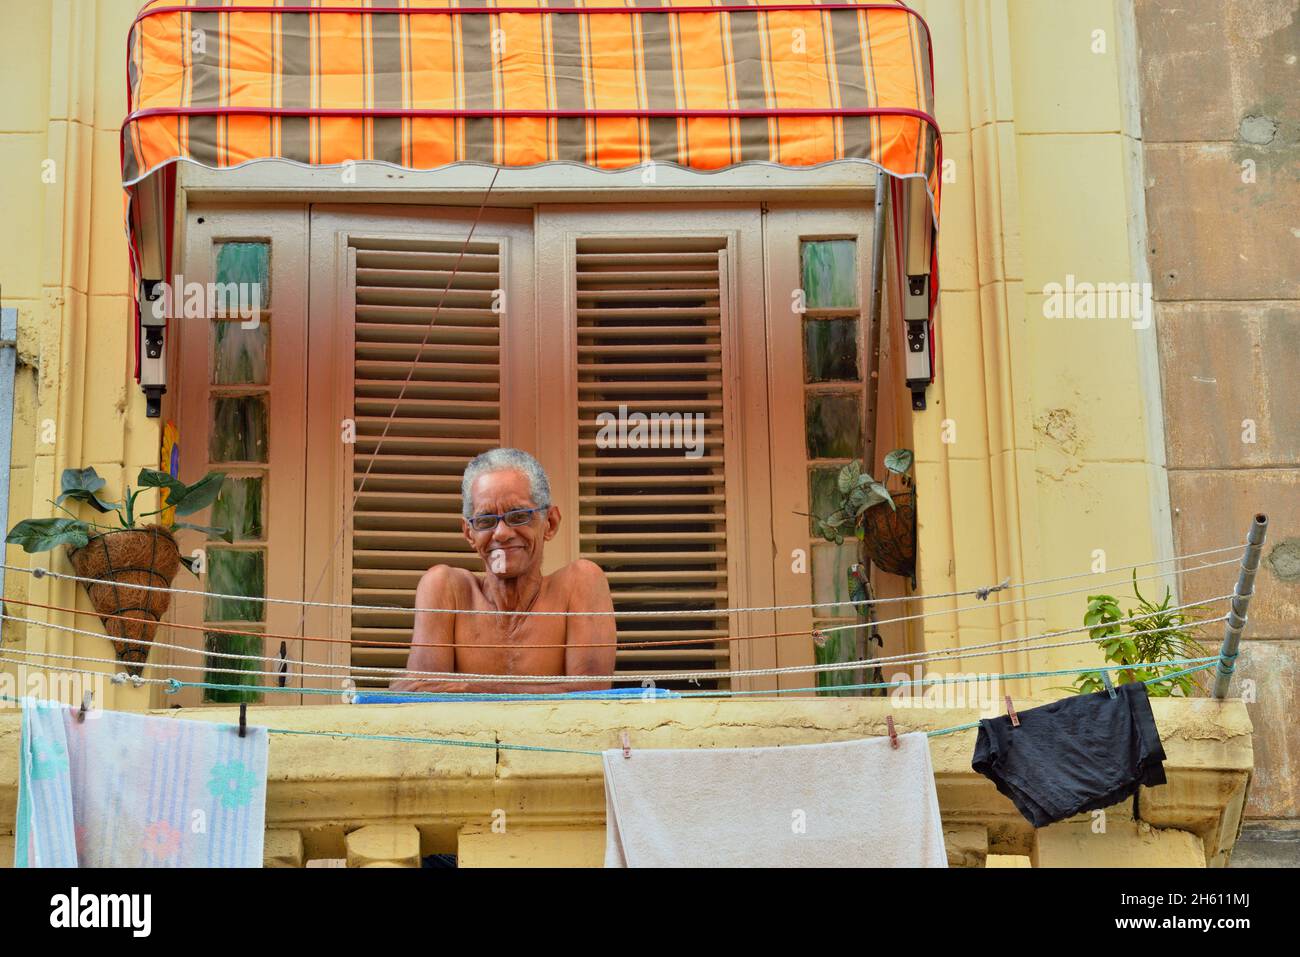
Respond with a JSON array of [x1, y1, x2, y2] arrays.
[[0, 554, 1240, 673], [818, 561, 1236, 634], [0, 661, 1222, 759], [0, 552, 1241, 652], [0, 541, 1243, 619], [170, 656, 1223, 700], [0, 596, 1233, 685], [0, 653, 1224, 701], [0, 609, 1230, 687]]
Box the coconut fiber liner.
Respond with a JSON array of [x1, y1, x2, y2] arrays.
[[67, 525, 179, 676]]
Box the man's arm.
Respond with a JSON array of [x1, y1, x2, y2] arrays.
[[389, 565, 474, 693], [561, 559, 618, 691]]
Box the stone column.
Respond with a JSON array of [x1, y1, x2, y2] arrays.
[[345, 824, 422, 868]]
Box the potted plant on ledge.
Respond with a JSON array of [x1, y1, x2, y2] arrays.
[[7, 467, 229, 675], [1070, 572, 1211, 698]]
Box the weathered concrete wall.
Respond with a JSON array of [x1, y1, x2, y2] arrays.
[[1132, 0, 1300, 822]]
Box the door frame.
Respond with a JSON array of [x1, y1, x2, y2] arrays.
[[164, 192, 894, 701]]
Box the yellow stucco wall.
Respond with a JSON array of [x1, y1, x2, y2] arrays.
[[1, 0, 160, 711], [1, 0, 1174, 705], [909, 0, 1172, 686]]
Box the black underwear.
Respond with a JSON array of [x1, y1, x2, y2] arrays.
[[971, 681, 1168, 828]]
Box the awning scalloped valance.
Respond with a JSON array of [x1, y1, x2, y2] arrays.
[[122, 0, 940, 404]]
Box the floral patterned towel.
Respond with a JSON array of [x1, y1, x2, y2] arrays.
[[15, 697, 268, 868]]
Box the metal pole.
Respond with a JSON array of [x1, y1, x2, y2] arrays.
[[1212, 513, 1269, 699], [0, 307, 18, 618]]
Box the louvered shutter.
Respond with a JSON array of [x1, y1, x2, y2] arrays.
[[574, 237, 733, 689], [348, 237, 503, 684]]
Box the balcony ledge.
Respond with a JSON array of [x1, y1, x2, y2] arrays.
[[0, 697, 1253, 867]]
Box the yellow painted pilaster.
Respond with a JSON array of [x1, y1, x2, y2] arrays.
[[1, 0, 160, 710], [905, 0, 1171, 694]]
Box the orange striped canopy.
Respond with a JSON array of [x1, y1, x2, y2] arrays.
[[122, 0, 941, 361]]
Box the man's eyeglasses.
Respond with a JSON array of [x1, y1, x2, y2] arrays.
[[467, 505, 549, 532]]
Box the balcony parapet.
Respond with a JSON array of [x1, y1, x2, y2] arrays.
[[0, 697, 1253, 867]]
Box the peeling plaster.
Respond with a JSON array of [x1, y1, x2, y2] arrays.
[[1033, 407, 1086, 482], [1266, 539, 1300, 582], [1240, 114, 1280, 144]]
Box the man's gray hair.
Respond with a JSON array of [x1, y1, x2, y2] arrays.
[[461, 448, 552, 518]]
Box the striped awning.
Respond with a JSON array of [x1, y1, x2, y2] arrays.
[[122, 0, 941, 386]]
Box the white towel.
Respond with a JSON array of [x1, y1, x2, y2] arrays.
[[603, 732, 947, 867], [15, 697, 268, 868]]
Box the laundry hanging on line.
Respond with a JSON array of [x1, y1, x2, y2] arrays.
[[971, 680, 1168, 828], [14, 697, 268, 868], [603, 733, 949, 868]]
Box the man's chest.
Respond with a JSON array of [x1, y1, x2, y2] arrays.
[[451, 612, 571, 676]]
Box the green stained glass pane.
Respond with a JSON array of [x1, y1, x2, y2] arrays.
[[205, 549, 265, 622], [808, 468, 843, 536], [212, 320, 269, 385], [801, 240, 857, 309], [215, 242, 270, 309], [211, 475, 264, 542], [210, 395, 268, 463], [812, 616, 866, 696], [806, 393, 862, 459], [812, 541, 860, 618], [202, 629, 265, 704], [803, 318, 860, 383]]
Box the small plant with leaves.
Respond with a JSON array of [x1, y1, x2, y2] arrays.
[[1071, 571, 1211, 698], [812, 449, 913, 545], [7, 466, 232, 674], [809, 449, 916, 579], [7, 466, 230, 573]]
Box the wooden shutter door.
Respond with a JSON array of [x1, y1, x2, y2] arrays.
[[764, 204, 899, 692], [304, 207, 536, 690], [535, 206, 777, 691], [169, 204, 310, 708]]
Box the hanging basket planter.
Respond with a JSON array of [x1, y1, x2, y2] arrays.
[[7, 466, 231, 677], [861, 490, 916, 578], [66, 525, 181, 676]]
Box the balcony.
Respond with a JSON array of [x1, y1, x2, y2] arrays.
[[0, 696, 1253, 867]]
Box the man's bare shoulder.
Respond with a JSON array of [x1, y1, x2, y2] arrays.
[[550, 558, 609, 585], [548, 559, 612, 603], [417, 564, 477, 601]]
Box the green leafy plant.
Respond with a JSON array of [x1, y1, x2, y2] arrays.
[[6, 466, 231, 573], [1071, 571, 1211, 697], [810, 449, 913, 545]]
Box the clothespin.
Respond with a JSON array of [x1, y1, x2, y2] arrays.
[[277, 641, 288, 688], [885, 715, 899, 749], [238, 702, 247, 739], [78, 691, 93, 723], [1101, 670, 1117, 699], [1004, 695, 1020, 728], [620, 730, 631, 759]]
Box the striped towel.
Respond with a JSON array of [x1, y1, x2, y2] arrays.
[[15, 697, 268, 868]]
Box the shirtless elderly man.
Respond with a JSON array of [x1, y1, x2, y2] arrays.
[[390, 448, 617, 693]]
